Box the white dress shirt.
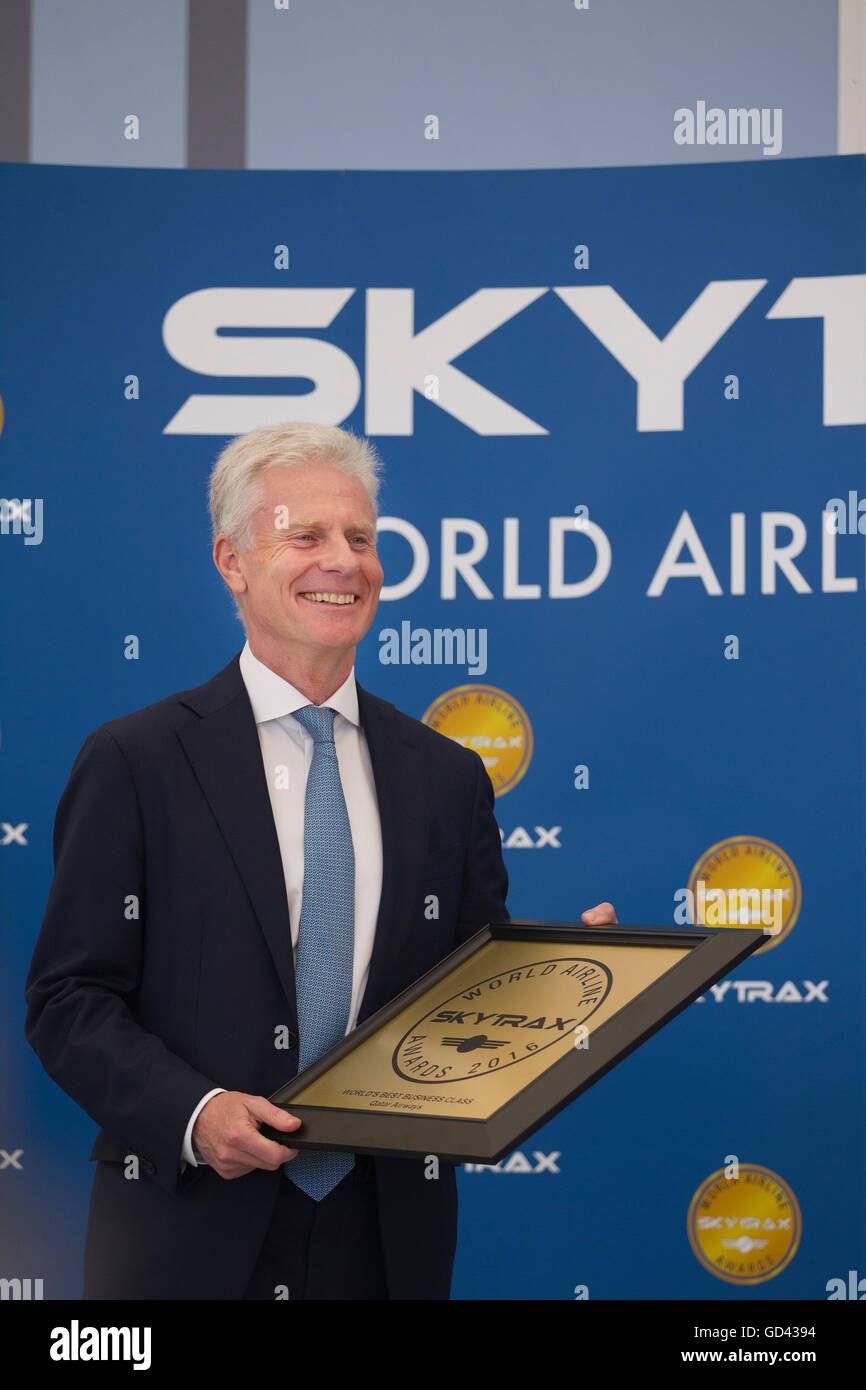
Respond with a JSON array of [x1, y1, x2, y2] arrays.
[[180, 641, 383, 1168]]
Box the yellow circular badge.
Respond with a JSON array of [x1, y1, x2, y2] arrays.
[[687, 1164, 801, 1284], [421, 685, 533, 796], [687, 835, 800, 952]]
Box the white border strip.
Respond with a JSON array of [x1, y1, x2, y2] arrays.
[[838, 0, 866, 152]]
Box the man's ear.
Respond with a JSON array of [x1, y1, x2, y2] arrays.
[[213, 534, 248, 599]]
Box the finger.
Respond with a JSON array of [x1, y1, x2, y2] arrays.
[[266, 1104, 302, 1132], [582, 903, 617, 925], [257, 1141, 298, 1169], [222, 1137, 290, 1173], [238, 1127, 300, 1169], [209, 1122, 288, 1172], [246, 1096, 303, 1132]]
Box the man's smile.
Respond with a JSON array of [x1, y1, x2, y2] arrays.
[[298, 591, 360, 605]]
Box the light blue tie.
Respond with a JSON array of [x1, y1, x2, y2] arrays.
[[283, 704, 356, 1200]]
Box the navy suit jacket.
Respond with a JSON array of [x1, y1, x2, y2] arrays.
[[24, 653, 509, 1299]]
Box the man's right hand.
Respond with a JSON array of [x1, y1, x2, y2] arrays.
[[192, 1091, 302, 1180]]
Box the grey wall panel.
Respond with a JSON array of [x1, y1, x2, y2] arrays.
[[246, 0, 838, 169], [31, 0, 186, 167]]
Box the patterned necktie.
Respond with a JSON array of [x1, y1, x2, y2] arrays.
[[283, 703, 356, 1200]]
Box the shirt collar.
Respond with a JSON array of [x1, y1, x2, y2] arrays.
[[239, 640, 360, 729]]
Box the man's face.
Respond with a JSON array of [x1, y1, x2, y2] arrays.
[[227, 462, 384, 661]]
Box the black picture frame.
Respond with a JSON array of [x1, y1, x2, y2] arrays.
[[261, 921, 765, 1163]]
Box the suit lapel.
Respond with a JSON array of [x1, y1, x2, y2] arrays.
[[175, 655, 298, 1030], [356, 681, 428, 1022]]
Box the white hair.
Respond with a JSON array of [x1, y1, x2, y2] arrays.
[[208, 421, 384, 549]]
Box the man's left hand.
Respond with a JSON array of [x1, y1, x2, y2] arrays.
[[581, 902, 618, 926]]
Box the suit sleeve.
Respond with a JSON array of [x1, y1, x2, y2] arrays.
[[456, 750, 510, 945], [24, 728, 222, 1198]]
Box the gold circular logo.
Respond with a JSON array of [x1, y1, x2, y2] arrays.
[[687, 835, 801, 952], [0, 392, 4, 437], [393, 956, 611, 1083], [421, 685, 533, 796], [687, 1164, 801, 1284]]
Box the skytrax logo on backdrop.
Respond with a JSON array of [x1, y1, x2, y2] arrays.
[[161, 278, 865, 435]]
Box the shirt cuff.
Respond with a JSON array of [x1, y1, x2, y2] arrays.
[[181, 1088, 227, 1167]]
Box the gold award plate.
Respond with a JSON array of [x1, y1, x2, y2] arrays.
[[264, 922, 764, 1163], [293, 939, 687, 1118]]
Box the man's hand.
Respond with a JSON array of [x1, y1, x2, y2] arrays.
[[192, 1091, 302, 1180], [581, 902, 618, 926]]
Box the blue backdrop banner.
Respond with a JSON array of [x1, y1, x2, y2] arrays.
[[1, 154, 864, 1300]]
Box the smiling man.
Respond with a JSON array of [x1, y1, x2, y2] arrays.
[[25, 421, 616, 1302]]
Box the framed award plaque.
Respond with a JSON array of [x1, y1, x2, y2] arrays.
[[261, 921, 764, 1163]]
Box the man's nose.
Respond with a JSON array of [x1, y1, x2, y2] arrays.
[[318, 536, 361, 570]]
